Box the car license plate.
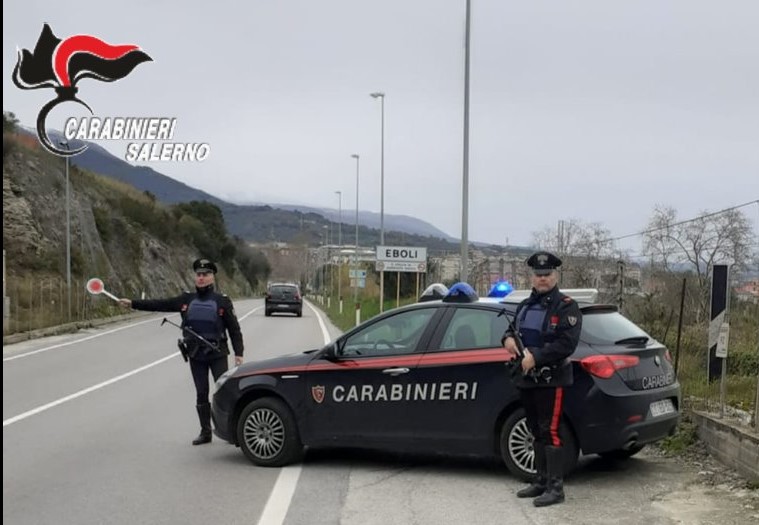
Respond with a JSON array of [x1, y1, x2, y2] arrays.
[[649, 399, 675, 417]]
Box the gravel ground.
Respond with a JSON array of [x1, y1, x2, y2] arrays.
[[647, 411, 759, 524]]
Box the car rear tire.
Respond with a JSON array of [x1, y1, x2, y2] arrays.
[[237, 397, 303, 467], [265, 309, 271, 317], [296, 309, 302, 317], [599, 444, 645, 460], [499, 407, 579, 481]]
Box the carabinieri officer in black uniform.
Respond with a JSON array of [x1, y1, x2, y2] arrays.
[[119, 258, 244, 445], [502, 251, 582, 507]]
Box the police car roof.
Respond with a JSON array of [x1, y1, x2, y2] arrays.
[[412, 287, 599, 307], [498, 288, 599, 304]]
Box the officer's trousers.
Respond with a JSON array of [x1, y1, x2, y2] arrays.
[[190, 356, 228, 405], [520, 386, 565, 448]]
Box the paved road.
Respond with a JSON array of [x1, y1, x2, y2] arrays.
[[3, 299, 755, 525]]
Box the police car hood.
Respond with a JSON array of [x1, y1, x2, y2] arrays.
[[236, 348, 319, 374]]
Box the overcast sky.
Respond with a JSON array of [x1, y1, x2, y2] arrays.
[[4, 0, 758, 252]]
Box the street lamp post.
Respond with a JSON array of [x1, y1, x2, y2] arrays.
[[323, 225, 329, 305], [460, 0, 471, 283], [370, 91, 386, 311], [335, 190, 343, 314], [59, 140, 72, 320], [351, 154, 360, 325]]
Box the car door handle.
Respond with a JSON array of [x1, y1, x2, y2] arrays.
[[382, 367, 410, 376]]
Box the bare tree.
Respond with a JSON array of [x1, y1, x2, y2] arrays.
[[532, 219, 617, 287], [642, 205, 679, 271], [642, 206, 754, 321]]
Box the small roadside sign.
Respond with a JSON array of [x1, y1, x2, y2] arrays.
[[716, 323, 729, 358]]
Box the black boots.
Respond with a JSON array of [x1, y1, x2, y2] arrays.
[[532, 446, 565, 507], [517, 445, 546, 498], [192, 403, 212, 445]]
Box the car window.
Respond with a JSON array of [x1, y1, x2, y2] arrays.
[[580, 311, 651, 344], [270, 285, 298, 294], [438, 308, 509, 350], [341, 308, 436, 357]]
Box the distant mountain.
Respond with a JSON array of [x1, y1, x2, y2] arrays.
[[23, 130, 460, 249], [21, 129, 517, 252], [260, 203, 456, 242]]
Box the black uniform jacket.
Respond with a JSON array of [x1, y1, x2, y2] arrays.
[[131, 287, 244, 357], [503, 286, 582, 388]]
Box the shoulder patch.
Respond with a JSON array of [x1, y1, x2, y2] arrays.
[[562, 296, 573, 303]]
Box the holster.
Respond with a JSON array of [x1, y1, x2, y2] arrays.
[[184, 337, 220, 360], [177, 339, 189, 362]]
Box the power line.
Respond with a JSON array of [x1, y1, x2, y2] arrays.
[[606, 199, 759, 243]]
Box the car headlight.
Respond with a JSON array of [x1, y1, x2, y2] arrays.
[[214, 366, 238, 392]]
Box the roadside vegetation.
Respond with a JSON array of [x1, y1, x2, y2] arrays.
[[315, 205, 757, 418], [3, 112, 271, 334]]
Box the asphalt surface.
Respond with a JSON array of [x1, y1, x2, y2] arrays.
[[3, 298, 755, 525]]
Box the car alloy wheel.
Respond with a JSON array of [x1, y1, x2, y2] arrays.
[[242, 407, 285, 460], [236, 397, 303, 467]]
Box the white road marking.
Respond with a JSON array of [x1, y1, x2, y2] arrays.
[[239, 305, 263, 321], [3, 352, 179, 427], [304, 299, 333, 345], [2, 302, 263, 428], [2, 316, 170, 362], [256, 299, 332, 525], [4, 302, 262, 363]]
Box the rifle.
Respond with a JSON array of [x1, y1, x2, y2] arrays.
[[160, 317, 220, 362], [498, 308, 525, 380], [498, 309, 554, 384]]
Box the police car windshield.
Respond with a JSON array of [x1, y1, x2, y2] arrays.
[[580, 311, 652, 346]]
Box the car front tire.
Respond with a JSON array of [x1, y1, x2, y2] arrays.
[[236, 397, 303, 467], [499, 407, 579, 481]]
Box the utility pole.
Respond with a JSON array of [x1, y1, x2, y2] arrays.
[[335, 190, 343, 314], [370, 92, 387, 312], [617, 259, 625, 313], [557, 220, 564, 285], [351, 154, 361, 325], [460, 0, 471, 283], [58, 140, 72, 321]]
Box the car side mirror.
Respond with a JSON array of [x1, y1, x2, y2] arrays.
[[323, 342, 340, 361]]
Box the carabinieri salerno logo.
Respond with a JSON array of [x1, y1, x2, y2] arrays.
[[13, 24, 210, 162], [12, 24, 152, 157]]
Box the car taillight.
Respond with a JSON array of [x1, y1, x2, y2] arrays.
[[265, 293, 271, 299], [295, 293, 301, 300], [664, 350, 672, 363], [580, 355, 640, 379]]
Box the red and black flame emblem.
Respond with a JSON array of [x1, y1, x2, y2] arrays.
[[12, 24, 152, 156]]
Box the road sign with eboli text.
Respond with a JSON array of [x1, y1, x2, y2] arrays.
[[376, 246, 427, 273]]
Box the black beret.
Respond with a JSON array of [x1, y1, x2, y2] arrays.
[[192, 258, 217, 274], [526, 251, 562, 275]]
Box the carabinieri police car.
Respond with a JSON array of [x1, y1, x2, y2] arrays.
[[211, 283, 681, 480]]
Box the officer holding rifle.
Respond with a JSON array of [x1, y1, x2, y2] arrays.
[[502, 251, 582, 507], [119, 258, 244, 445]]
